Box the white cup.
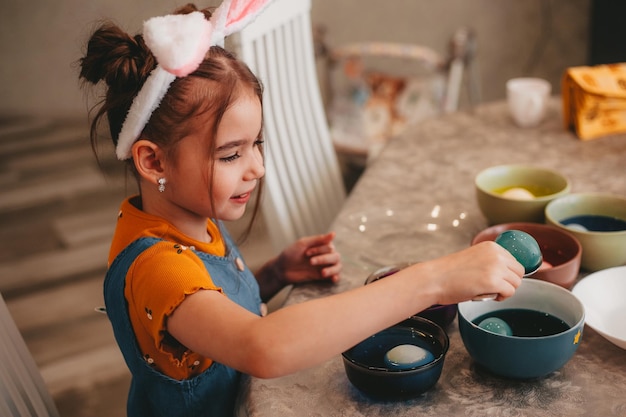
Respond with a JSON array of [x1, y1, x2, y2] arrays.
[[506, 78, 551, 128]]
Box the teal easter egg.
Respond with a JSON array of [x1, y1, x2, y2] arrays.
[[495, 230, 543, 275], [478, 317, 513, 336]]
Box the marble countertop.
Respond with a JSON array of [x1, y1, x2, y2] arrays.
[[237, 98, 626, 416]]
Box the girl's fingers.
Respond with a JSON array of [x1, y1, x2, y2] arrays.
[[301, 232, 335, 251], [306, 244, 335, 258], [310, 251, 341, 267], [320, 264, 342, 282]]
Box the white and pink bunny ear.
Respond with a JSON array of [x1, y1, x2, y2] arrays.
[[224, 0, 272, 36], [116, 0, 274, 160], [143, 12, 213, 77], [210, 0, 272, 46]]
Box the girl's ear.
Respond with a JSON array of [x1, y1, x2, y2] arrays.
[[132, 139, 166, 185]]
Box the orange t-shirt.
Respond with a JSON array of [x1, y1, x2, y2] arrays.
[[108, 196, 226, 380]]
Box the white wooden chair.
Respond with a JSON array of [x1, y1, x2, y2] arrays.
[[0, 292, 60, 417], [230, 0, 347, 253]]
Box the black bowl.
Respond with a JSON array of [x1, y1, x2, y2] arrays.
[[365, 264, 458, 328], [416, 303, 459, 329], [342, 317, 449, 400]]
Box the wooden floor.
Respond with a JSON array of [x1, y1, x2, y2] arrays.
[[0, 116, 274, 416]]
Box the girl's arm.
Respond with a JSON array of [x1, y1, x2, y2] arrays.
[[167, 241, 523, 379]]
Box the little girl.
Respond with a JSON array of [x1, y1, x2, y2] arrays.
[[79, 2, 523, 416]]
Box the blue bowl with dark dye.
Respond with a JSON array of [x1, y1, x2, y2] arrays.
[[545, 193, 626, 271], [365, 264, 458, 328], [458, 279, 585, 380], [342, 317, 449, 400]]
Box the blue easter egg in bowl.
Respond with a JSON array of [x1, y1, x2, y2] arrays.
[[458, 278, 585, 379]]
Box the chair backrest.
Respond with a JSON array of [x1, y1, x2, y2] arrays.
[[0, 292, 60, 417], [231, 0, 347, 252]]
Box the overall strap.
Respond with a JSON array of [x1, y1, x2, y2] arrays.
[[103, 236, 243, 417], [103, 237, 161, 372]]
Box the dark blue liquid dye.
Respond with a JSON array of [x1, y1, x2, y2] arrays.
[[346, 328, 442, 370], [561, 214, 626, 232], [473, 308, 569, 337]]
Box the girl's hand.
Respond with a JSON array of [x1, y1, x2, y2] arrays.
[[276, 232, 342, 285], [418, 241, 524, 305]]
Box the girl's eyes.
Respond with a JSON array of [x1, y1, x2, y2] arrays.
[[219, 139, 263, 162], [220, 152, 240, 163]]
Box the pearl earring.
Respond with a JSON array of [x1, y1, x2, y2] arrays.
[[157, 178, 166, 193]]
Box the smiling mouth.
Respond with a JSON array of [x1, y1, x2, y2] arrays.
[[232, 190, 253, 200]]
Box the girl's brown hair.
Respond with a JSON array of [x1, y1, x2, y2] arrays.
[[78, 3, 264, 240]]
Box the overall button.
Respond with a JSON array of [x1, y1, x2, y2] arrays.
[[235, 257, 245, 271]]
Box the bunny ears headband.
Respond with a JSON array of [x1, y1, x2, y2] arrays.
[[116, 0, 272, 160]]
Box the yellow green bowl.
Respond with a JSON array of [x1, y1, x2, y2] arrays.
[[475, 164, 570, 225]]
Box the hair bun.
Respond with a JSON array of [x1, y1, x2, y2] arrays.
[[79, 23, 156, 93]]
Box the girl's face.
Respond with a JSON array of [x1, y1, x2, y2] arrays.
[[167, 92, 265, 223]]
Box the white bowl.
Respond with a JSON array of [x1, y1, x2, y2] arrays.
[[572, 266, 626, 350]]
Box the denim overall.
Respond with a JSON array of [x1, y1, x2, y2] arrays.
[[104, 230, 262, 417]]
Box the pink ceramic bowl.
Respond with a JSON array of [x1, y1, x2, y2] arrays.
[[471, 222, 582, 289]]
